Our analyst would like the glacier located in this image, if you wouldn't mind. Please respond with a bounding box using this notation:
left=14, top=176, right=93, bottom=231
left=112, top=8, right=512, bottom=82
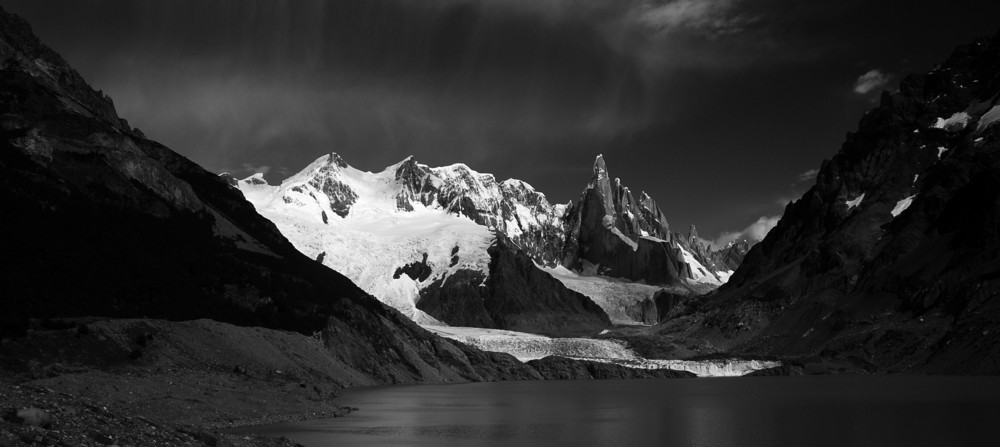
left=426, top=325, right=780, bottom=377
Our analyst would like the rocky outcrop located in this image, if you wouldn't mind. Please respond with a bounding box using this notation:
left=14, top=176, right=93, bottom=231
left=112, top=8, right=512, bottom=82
left=561, top=155, right=690, bottom=284
left=656, top=30, right=1000, bottom=374
left=307, top=155, right=357, bottom=217
left=713, top=238, right=752, bottom=271
left=0, top=5, right=542, bottom=384
left=637, top=290, right=688, bottom=324
left=417, top=237, right=612, bottom=337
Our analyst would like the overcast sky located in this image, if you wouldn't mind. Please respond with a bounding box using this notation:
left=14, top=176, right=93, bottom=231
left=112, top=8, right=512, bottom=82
left=7, top=0, right=1000, bottom=242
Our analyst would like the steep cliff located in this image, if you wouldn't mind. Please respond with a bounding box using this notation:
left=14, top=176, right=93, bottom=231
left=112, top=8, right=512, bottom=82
left=656, top=30, right=1000, bottom=373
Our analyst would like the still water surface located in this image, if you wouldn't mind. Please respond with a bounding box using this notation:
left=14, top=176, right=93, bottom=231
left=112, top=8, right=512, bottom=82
left=240, top=376, right=1000, bottom=447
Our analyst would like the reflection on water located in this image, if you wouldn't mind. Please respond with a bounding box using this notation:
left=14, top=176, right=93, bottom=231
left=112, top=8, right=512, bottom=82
left=238, top=376, right=1000, bottom=447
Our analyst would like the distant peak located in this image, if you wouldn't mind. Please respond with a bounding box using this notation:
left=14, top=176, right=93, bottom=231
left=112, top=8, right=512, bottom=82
left=241, top=172, right=269, bottom=186
left=218, top=172, right=239, bottom=188
left=501, top=178, right=537, bottom=191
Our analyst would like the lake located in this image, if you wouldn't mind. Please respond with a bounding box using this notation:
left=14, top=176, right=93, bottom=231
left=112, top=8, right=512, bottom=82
left=238, top=376, right=1000, bottom=447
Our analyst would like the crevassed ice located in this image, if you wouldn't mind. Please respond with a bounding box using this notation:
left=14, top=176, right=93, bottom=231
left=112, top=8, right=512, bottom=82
left=425, top=324, right=781, bottom=377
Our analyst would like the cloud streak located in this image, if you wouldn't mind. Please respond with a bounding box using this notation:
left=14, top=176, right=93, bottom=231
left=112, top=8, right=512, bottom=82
left=709, top=215, right=781, bottom=249
left=797, top=168, right=819, bottom=182
left=637, top=0, right=742, bottom=33
left=853, top=69, right=891, bottom=94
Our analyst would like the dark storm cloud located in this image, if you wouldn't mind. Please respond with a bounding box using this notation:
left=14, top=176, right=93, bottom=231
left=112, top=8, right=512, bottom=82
left=6, top=0, right=1000, bottom=238
left=12, top=0, right=663, bottom=168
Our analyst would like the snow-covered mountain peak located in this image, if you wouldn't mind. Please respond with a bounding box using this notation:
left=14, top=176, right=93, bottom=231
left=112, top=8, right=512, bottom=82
left=500, top=178, right=536, bottom=191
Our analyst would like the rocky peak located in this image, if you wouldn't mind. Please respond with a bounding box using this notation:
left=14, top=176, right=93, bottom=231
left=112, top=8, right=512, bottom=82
left=0, top=6, right=131, bottom=133
left=326, top=152, right=349, bottom=169
left=593, top=154, right=609, bottom=178
left=218, top=172, right=239, bottom=188
left=293, top=154, right=357, bottom=217
left=563, top=156, right=686, bottom=284
left=688, top=225, right=699, bottom=244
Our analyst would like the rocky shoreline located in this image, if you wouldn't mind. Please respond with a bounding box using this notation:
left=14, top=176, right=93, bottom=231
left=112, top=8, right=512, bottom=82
left=0, top=317, right=707, bottom=447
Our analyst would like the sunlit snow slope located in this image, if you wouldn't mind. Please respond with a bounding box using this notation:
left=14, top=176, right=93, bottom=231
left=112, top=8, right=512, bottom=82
left=238, top=155, right=501, bottom=322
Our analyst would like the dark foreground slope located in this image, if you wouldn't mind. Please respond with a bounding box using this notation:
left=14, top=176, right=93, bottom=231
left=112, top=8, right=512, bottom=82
left=0, top=5, right=539, bottom=385
left=655, top=31, right=1000, bottom=373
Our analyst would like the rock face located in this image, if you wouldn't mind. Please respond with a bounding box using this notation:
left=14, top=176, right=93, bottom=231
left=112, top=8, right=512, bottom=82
left=418, top=237, right=612, bottom=337
left=658, top=30, right=1000, bottom=374
left=0, top=6, right=539, bottom=384
left=561, top=155, right=729, bottom=286
left=712, top=238, right=752, bottom=272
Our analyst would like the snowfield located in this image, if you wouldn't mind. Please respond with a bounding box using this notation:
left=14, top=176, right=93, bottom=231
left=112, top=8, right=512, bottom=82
left=932, top=111, right=971, bottom=131
left=426, top=325, right=780, bottom=377
left=677, top=245, right=724, bottom=286
left=239, top=156, right=494, bottom=323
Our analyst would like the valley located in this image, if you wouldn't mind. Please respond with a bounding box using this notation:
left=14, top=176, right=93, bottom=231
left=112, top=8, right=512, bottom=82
left=2, top=2, right=1000, bottom=447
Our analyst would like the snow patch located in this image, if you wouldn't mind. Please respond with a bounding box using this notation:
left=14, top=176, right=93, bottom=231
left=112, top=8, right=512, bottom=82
left=937, top=146, right=949, bottom=159
left=845, top=193, right=865, bottom=210
left=610, top=226, right=638, bottom=251
left=891, top=195, right=916, bottom=218
left=238, top=157, right=496, bottom=320
left=976, top=105, right=1000, bottom=133
left=677, top=245, right=722, bottom=286
left=932, top=112, right=971, bottom=131
left=716, top=270, right=735, bottom=284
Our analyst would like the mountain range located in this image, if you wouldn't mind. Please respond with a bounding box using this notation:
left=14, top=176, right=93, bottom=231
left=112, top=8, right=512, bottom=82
left=232, top=149, right=752, bottom=334
left=2, top=0, right=998, bottom=399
